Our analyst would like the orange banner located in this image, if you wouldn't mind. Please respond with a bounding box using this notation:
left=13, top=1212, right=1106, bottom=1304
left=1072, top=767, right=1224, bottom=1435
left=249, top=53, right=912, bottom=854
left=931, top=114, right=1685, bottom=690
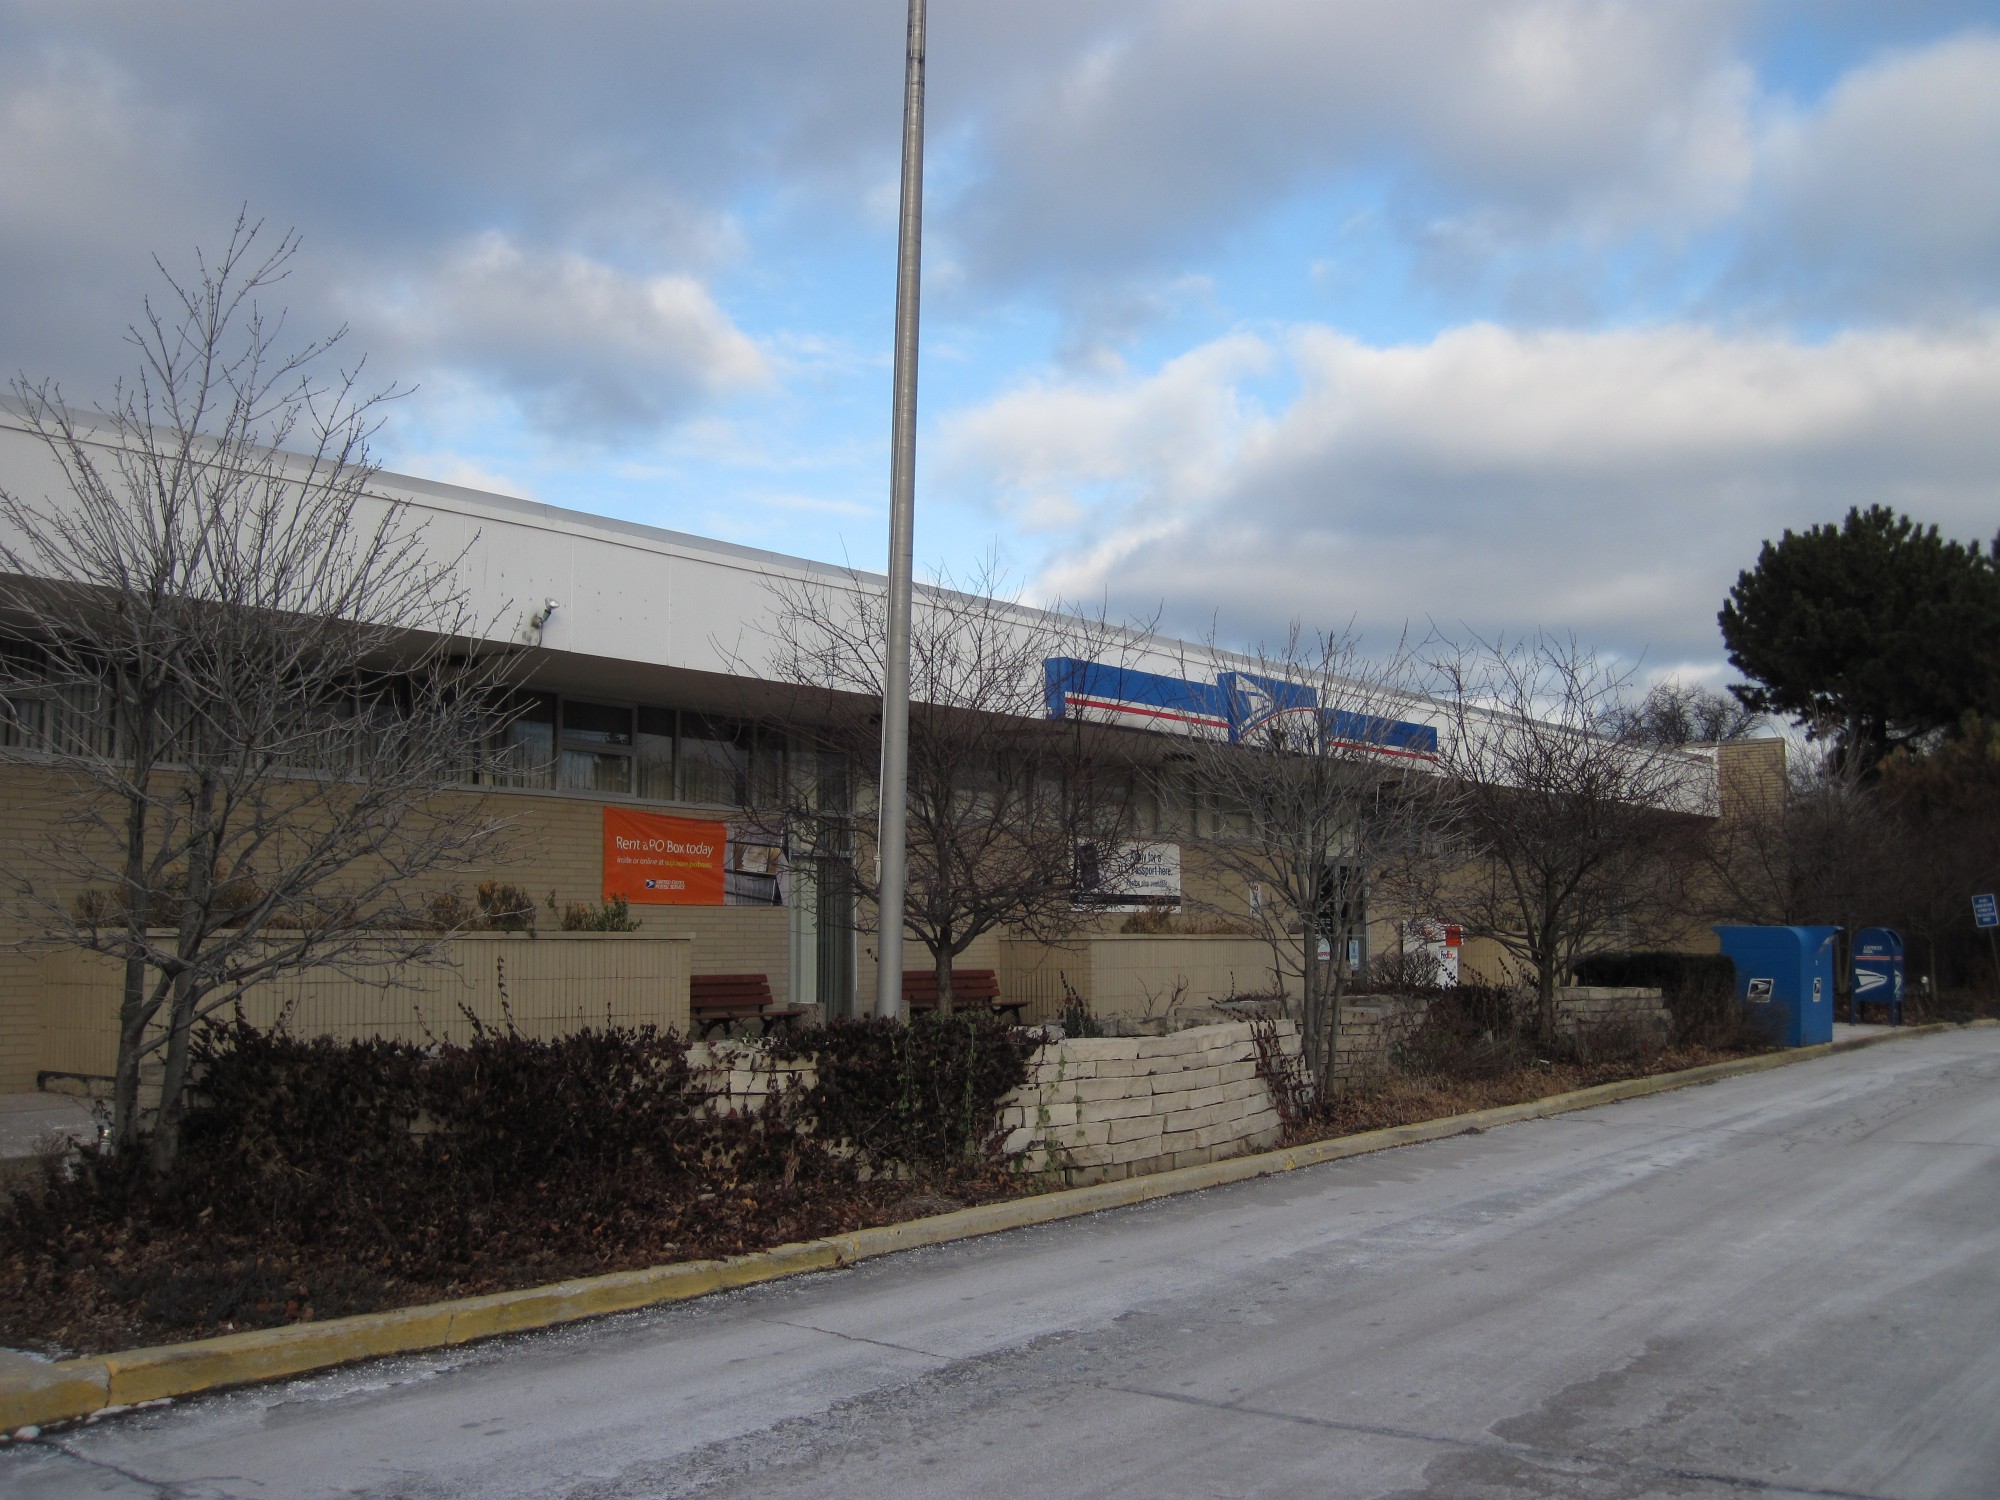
left=603, top=808, right=727, bottom=905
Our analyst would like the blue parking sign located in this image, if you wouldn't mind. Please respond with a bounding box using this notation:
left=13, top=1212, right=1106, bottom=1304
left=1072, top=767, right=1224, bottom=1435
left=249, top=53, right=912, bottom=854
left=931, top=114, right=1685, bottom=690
left=1975, top=893, right=1999, bottom=929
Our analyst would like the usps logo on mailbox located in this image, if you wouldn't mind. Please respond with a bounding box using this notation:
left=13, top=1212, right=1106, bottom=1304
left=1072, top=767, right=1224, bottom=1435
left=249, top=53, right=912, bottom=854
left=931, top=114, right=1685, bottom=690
left=1747, top=978, right=1774, bottom=1003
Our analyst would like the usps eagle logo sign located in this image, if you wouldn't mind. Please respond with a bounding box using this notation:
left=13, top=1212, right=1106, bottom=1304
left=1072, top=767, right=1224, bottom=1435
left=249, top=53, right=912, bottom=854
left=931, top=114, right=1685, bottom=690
left=1230, top=674, right=1278, bottom=732
left=1219, top=671, right=1319, bottom=741
left=1044, top=658, right=1439, bottom=760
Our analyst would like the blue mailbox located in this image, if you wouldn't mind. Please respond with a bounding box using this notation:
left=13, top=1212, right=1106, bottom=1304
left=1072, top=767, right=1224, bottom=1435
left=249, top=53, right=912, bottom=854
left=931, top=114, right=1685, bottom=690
left=1850, top=927, right=1905, bottom=1026
left=1714, top=925, right=1840, bottom=1048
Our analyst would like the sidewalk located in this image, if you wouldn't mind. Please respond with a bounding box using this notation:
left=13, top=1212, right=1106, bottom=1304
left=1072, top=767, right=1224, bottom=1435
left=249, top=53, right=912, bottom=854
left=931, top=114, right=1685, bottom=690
left=0, top=1092, right=100, bottom=1163
left=1831, top=1020, right=1898, bottom=1043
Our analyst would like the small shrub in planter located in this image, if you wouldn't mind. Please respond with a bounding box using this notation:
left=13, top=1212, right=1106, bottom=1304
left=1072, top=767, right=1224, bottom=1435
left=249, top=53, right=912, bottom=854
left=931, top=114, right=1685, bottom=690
left=1391, top=984, right=1534, bottom=1080
left=554, top=893, right=641, bottom=931
left=771, top=1013, right=1033, bottom=1176
left=475, top=881, right=538, bottom=930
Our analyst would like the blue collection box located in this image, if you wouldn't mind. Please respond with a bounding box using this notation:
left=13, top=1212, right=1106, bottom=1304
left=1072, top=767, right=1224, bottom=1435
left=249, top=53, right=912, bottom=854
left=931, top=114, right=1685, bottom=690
left=1850, top=927, right=1905, bottom=1025
left=1715, top=925, right=1840, bottom=1048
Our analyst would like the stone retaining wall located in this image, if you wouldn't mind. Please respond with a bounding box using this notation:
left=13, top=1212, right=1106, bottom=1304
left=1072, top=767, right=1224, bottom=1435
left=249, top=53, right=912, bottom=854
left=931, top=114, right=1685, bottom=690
left=682, top=993, right=1662, bottom=1184
left=684, top=1039, right=814, bottom=1117
left=1557, top=985, right=1671, bottom=1038
left=1331, top=998, right=1428, bottom=1086
left=998, top=1019, right=1296, bottom=1185
left=1330, top=986, right=1672, bottom=1082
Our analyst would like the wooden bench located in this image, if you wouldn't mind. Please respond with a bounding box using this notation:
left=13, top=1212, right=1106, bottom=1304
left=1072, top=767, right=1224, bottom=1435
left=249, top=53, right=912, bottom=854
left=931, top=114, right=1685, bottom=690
left=902, top=968, right=1028, bottom=1024
left=690, top=973, right=806, bottom=1038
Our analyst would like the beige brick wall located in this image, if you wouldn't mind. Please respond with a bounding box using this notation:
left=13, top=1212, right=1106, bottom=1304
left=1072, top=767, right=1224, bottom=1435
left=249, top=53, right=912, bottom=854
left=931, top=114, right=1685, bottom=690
left=686, top=1021, right=1293, bottom=1186
left=1330, top=997, right=1429, bottom=1086
left=1555, top=985, right=1671, bottom=1036
left=0, top=765, right=806, bottom=1088
left=1719, top=738, right=1787, bottom=822
left=684, top=1038, right=815, bottom=1118
left=1000, top=933, right=1284, bottom=1023
left=0, top=758, right=1056, bottom=1083
left=39, top=933, right=693, bottom=1079
left=0, top=765, right=92, bottom=1089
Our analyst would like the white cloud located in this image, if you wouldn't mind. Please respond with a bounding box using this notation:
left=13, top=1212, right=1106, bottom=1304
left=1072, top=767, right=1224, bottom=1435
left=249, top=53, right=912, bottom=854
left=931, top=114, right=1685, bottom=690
left=954, top=0, right=1753, bottom=286
left=1736, top=30, right=2000, bottom=316
left=940, top=333, right=1272, bottom=539
left=941, top=318, right=2000, bottom=666
left=367, top=234, right=770, bottom=441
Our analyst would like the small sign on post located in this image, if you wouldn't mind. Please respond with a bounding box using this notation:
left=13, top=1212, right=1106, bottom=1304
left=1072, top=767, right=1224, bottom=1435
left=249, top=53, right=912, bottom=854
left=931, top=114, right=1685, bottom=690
left=1977, top=894, right=2000, bottom=989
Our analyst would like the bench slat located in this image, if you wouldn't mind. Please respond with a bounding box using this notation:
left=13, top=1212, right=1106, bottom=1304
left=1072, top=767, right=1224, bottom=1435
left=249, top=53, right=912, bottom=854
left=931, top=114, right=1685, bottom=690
left=690, top=973, right=801, bottom=1038
left=899, top=969, right=1023, bottom=1022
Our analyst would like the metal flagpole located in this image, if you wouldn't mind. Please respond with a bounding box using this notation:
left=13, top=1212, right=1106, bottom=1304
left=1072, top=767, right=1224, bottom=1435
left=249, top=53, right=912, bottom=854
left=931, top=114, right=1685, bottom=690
left=875, top=0, right=927, bottom=1019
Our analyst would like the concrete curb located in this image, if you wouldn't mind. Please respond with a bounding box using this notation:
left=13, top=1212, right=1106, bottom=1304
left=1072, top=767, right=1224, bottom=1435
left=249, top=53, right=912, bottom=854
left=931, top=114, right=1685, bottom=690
left=6, top=1017, right=1991, bottom=1432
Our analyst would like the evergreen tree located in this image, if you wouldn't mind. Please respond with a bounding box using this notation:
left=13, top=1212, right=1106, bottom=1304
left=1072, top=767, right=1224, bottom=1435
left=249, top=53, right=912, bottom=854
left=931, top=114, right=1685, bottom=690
left=1719, top=506, right=2000, bottom=770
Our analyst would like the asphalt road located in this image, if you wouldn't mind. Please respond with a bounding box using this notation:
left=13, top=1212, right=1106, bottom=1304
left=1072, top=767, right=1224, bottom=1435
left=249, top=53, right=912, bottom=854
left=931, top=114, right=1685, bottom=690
left=9, top=1028, right=2000, bottom=1499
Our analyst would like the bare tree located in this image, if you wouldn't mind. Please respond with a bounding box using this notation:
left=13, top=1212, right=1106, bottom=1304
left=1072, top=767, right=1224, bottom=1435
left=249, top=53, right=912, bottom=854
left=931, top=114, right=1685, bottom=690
left=754, top=562, right=1145, bottom=1013
left=1426, top=635, right=1710, bottom=1046
left=1876, top=722, right=2000, bottom=1000
left=1608, top=680, right=1763, bottom=747
left=1702, top=744, right=1885, bottom=932
left=1181, top=625, right=1444, bottom=1098
left=0, top=218, right=511, bottom=1170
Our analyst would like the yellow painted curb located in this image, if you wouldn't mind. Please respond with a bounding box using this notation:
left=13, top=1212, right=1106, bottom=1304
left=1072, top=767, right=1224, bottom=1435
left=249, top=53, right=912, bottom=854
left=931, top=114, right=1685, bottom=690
left=0, top=1358, right=107, bottom=1433
left=6, top=1016, right=1990, bottom=1432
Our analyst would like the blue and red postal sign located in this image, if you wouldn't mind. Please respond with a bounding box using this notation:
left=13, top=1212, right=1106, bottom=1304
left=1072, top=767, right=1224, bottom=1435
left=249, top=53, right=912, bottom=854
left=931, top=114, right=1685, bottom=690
left=1044, top=658, right=1438, bottom=760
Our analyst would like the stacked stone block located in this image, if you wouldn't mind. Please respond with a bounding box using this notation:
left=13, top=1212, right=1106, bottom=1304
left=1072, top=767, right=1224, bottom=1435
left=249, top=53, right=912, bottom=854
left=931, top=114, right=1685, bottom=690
left=1327, top=986, right=1672, bottom=1082
left=1553, top=986, right=1671, bottom=1040
left=684, top=1039, right=815, bottom=1118
left=1328, top=997, right=1428, bottom=1087
left=997, top=1019, right=1299, bottom=1185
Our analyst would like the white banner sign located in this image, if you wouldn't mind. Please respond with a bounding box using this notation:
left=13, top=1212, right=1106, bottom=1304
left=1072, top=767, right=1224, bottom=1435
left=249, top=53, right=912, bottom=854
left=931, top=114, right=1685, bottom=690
left=1404, top=918, right=1463, bottom=987
left=1076, top=842, right=1182, bottom=912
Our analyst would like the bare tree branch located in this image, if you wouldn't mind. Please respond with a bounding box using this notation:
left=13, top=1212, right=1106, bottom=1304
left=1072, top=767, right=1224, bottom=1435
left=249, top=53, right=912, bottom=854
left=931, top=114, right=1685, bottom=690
left=1177, top=623, right=1447, bottom=1099
left=0, top=215, right=515, bottom=1171
left=743, top=558, right=1148, bottom=1012
left=1423, top=634, right=1710, bottom=1045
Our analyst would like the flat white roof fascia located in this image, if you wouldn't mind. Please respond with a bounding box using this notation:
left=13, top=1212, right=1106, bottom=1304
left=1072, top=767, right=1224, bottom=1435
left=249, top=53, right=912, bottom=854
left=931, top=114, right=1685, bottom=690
left=0, top=409, right=1338, bottom=699
left=0, top=406, right=1718, bottom=806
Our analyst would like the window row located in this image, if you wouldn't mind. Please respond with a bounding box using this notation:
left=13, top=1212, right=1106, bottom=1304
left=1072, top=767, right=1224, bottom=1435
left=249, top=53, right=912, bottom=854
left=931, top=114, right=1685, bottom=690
left=482, top=693, right=787, bottom=808
left=0, top=657, right=794, bottom=813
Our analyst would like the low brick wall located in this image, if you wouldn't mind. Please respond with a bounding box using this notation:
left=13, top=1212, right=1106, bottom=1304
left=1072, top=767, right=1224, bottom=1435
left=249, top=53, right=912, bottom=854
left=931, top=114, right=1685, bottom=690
left=998, top=1019, right=1296, bottom=1185
left=38, top=933, right=694, bottom=1083
left=628, top=990, right=1667, bottom=1169
left=1000, top=936, right=1282, bottom=1023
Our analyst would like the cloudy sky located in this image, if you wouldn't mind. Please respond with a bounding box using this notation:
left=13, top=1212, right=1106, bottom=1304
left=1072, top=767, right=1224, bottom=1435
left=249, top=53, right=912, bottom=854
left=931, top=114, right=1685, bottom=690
left=3, top=1, right=1998, bottom=684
